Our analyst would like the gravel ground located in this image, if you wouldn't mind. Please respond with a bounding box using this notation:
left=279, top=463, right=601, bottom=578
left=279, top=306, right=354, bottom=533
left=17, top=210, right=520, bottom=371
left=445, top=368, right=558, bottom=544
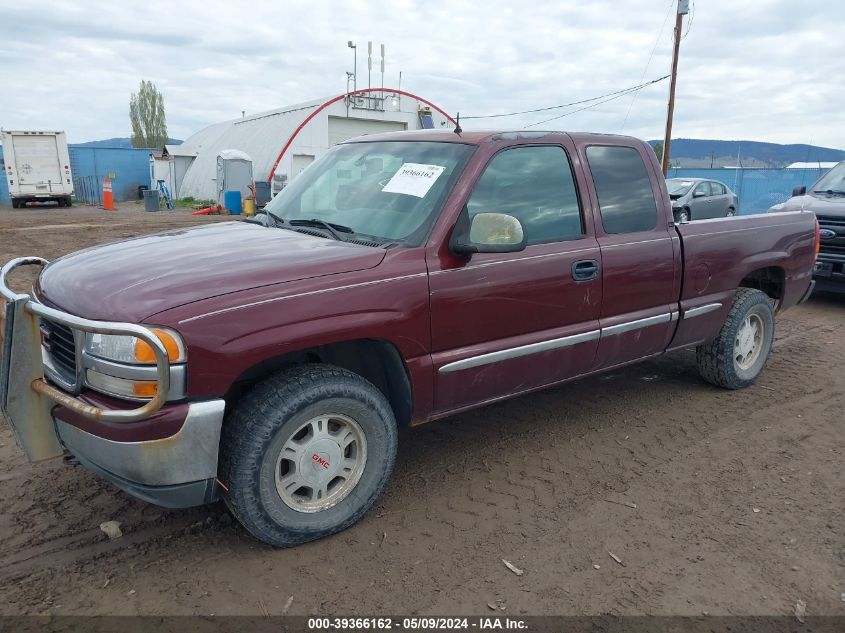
left=0, top=205, right=842, bottom=617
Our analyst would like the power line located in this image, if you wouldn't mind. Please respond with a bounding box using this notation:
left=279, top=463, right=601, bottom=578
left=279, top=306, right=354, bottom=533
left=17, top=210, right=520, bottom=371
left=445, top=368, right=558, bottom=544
left=621, top=0, right=676, bottom=131
left=525, top=76, right=670, bottom=127
left=460, top=75, right=670, bottom=120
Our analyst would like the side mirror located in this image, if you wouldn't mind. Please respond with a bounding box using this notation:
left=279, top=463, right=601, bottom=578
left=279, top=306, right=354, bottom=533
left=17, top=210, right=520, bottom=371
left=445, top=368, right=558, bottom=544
left=693, top=190, right=706, bottom=198
left=451, top=212, right=527, bottom=255
left=792, top=186, right=807, bottom=197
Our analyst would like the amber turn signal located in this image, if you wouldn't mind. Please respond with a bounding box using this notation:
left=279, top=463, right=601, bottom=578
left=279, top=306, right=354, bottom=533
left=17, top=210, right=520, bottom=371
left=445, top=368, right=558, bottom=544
left=132, top=382, right=159, bottom=398
left=134, top=328, right=185, bottom=363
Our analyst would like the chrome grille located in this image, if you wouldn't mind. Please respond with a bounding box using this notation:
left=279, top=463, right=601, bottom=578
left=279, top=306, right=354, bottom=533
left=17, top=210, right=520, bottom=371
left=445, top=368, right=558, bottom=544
left=41, top=319, right=78, bottom=384
left=817, top=215, right=845, bottom=257
left=816, top=215, right=845, bottom=228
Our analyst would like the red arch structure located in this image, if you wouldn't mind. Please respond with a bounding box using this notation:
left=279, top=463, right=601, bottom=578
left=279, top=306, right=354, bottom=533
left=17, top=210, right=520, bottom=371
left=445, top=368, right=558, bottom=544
left=266, top=87, right=456, bottom=183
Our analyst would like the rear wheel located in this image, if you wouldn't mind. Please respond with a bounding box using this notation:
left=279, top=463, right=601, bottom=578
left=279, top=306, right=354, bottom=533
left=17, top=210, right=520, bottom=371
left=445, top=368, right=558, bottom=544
left=696, top=288, right=775, bottom=389
left=11, top=199, right=19, bottom=209
left=220, top=364, right=398, bottom=547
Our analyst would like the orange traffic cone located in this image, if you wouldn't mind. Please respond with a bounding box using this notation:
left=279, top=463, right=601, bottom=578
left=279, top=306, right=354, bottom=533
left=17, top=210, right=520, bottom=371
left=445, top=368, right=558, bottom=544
left=102, top=178, right=115, bottom=211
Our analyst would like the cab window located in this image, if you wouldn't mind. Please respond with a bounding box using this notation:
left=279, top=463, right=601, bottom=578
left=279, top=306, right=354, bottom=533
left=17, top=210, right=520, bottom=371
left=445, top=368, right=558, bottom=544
left=466, top=146, right=583, bottom=245
left=586, top=146, right=658, bottom=234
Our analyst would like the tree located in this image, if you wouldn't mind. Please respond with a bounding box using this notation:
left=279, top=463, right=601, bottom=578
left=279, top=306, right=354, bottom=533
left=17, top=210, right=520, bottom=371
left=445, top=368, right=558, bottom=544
left=130, top=80, right=168, bottom=148
left=652, top=141, right=664, bottom=164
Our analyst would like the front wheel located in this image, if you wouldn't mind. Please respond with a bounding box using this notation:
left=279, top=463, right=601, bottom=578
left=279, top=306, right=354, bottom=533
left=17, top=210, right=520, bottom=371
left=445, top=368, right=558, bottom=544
left=220, top=364, right=398, bottom=547
left=726, top=207, right=736, bottom=217
left=696, top=288, right=775, bottom=389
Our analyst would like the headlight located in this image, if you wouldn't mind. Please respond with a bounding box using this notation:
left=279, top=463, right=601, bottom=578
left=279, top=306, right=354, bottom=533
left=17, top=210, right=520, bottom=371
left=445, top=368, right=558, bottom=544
left=85, top=328, right=186, bottom=365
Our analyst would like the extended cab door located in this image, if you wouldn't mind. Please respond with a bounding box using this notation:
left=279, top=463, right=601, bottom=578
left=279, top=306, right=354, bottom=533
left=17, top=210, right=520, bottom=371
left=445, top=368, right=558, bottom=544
left=580, top=142, right=681, bottom=369
left=427, top=141, right=602, bottom=414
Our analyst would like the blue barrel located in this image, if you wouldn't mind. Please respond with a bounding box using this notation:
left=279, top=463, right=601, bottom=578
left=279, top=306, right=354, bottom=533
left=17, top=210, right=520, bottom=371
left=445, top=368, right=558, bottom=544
left=223, top=190, right=242, bottom=215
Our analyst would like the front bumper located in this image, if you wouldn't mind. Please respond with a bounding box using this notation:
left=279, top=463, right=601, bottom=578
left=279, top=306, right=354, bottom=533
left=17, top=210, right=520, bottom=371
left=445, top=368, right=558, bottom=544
left=56, top=399, right=225, bottom=508
left=812, top=252, right=845, bottom=292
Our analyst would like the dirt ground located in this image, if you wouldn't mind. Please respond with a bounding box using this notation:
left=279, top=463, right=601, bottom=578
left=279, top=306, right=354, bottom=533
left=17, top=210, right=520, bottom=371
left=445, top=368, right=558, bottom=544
left=0, top=204, right=842, bottom=617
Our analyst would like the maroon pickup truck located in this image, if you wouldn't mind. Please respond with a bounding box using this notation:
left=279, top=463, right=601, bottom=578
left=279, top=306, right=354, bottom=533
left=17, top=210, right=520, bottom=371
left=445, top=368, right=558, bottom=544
left=1, top=130, right=818, bottom=547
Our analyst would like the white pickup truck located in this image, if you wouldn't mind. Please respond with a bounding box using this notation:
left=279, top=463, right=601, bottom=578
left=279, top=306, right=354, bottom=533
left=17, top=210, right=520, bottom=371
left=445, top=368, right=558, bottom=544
left=2, top=130, right=74, bottom=208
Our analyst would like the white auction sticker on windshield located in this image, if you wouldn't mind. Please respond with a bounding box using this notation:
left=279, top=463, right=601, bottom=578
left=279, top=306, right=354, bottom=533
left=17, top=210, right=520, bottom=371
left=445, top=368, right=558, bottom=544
left=381, top=163, right=446, bottom=198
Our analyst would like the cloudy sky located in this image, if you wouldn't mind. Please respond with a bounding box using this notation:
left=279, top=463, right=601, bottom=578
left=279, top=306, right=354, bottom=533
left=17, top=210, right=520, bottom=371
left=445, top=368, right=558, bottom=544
left=1, top=0, right=842, bottom=148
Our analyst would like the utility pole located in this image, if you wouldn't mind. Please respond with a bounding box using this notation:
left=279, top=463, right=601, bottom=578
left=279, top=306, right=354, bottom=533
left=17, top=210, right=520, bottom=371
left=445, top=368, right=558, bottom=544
left=662, top=0, right=689, bottom=176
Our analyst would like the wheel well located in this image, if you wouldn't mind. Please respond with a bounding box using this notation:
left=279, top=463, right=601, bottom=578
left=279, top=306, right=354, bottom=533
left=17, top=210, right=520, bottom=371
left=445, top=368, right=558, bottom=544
left=739, top=267, right=785, bottom=303
left=226, top=339, right=413, bottom=427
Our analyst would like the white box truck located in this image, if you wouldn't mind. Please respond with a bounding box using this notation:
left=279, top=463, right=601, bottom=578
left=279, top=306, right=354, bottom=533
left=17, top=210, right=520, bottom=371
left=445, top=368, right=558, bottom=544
left=2, top=130, right=74, bottom=208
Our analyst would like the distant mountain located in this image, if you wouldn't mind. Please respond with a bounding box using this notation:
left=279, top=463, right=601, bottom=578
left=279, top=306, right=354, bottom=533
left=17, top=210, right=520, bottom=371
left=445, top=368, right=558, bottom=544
left=72, top=137, right=183, bottom=149
left=648, top=138, right=845, bottom=168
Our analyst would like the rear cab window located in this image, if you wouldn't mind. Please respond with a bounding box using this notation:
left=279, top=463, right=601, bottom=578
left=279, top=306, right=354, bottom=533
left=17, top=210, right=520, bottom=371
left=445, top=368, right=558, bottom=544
left=585, top=145, right=658, bottom=234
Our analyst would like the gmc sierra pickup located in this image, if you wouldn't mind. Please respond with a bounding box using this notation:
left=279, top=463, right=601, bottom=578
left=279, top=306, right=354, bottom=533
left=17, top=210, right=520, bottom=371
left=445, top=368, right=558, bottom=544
left=1, top=130, right=818, bottom=547
left=770, top=160, right=845, bottom=293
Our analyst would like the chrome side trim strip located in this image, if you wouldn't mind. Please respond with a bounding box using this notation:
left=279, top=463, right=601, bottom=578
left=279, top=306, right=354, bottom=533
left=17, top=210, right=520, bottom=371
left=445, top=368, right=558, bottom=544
left=438, top=330, right=600, bottom=374
left=602, top=313, right=672, bottom=337
left=683, top=303, right=723, bottom=319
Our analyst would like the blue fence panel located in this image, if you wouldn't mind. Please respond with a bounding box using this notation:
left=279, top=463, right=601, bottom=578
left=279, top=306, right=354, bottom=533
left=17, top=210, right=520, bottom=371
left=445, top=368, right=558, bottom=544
left=68, top=146, right=154, bottom=202
left=667, top=167, right=831, bottom=215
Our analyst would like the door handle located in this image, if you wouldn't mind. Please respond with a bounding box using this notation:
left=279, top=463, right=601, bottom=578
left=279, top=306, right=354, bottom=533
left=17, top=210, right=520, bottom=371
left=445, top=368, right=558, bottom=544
left=572, top=259, right=600, bottom=281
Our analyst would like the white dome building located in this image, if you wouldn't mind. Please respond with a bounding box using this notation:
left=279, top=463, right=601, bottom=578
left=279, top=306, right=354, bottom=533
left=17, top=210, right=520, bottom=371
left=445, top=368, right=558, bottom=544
left=171, top=88, right=454, bottom=201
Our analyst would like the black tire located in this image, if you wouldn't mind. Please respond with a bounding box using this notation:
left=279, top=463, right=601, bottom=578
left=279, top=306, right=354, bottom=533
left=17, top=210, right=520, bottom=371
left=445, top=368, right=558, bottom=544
left=220, top=364, right=398, bottom=547
left=11, top=199, right=19, bottom=209
left=675, top=207, right=691, bottom=223
left=696, top=288, right=775, bottom=389
left=726, top=207, right=735, bottom=217
left=65, top=197, right=73, bottom=208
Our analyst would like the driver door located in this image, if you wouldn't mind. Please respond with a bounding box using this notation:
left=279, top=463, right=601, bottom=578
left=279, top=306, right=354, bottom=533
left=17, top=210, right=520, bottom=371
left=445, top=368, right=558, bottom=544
left=427, top=143, right=602, bottom=414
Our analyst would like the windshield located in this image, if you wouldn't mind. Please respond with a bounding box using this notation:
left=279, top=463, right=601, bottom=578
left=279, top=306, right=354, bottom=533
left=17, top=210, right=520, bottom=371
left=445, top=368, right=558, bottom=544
left=666, top=179, right=694, bottom=196
left=265, top=141, right=475, bottom=245
left=812, top=162, right=845, bottom=194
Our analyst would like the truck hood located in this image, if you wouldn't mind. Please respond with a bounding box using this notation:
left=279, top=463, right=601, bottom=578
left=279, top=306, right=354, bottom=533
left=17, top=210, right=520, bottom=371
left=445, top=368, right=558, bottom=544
left=35, top=222, right=386, bottom=321
left=771, top=193, right=845, bottom=216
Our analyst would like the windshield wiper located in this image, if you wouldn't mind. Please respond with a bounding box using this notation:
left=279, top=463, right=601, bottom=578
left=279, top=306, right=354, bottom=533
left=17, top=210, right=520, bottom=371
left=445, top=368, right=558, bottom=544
left=814, top=189, right=845, bottom=196
left=242, top=209, right=286, bottom=227
left=289, top=218, right=353, bottom=241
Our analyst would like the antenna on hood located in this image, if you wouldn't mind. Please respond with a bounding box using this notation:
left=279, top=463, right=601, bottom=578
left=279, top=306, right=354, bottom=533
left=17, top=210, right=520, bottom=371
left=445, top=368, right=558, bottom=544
left=454, top=112, right=462, bottom=135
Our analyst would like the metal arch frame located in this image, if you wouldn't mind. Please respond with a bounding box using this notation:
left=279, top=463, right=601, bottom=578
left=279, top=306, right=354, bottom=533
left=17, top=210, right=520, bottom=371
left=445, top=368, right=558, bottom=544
left=266, top=87, right=457, bottom=184
left=0, top=257, right=171, bottom=423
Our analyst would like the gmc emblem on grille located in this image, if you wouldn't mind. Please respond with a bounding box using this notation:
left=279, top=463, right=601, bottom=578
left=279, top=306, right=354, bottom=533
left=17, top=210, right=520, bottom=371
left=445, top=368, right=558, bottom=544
left=39, top=326, right=51, bottom=351
left=819, top=229, right=837, bottom=240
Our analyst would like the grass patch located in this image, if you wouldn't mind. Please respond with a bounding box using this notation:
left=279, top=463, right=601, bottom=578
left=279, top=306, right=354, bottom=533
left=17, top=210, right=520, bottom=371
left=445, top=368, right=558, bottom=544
left=174, top=196, right=216, bottom=209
